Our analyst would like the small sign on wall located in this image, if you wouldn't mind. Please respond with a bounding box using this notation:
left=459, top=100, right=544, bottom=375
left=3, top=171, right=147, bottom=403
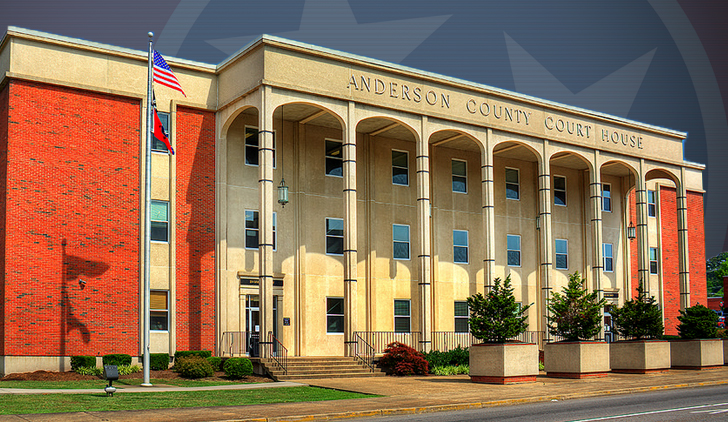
left=283, top=318, right=290, bottom=326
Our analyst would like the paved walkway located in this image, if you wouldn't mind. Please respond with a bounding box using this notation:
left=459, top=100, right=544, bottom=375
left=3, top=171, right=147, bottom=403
left=1, top=368, right=727, bottom=422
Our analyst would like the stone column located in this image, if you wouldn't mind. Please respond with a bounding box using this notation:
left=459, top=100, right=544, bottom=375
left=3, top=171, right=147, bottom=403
left=417, top=116, right=432, bottom=352
left=258, top=86, right=275, bottom=357
left=636, top=160, right=650, bottom=295
left=482, top=129, right=495, bottom=292
left=538, top=142, right=553, bottom=341
left=590, top=153, right=604, bottom=339
left=677, top=168, right=691, bottom=309
left=343, top=102, right=358, bottom=355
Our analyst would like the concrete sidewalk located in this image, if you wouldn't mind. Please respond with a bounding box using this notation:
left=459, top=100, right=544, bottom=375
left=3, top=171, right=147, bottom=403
left=1, top=367, right=727, bottom=422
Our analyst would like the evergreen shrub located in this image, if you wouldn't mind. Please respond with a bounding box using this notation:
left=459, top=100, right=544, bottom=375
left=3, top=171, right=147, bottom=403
left=150, top=353, right=170, bottom=370
left=102, top=354, right=132, bottom=366
left=612, top=283, right=664, bottom=340
left=423, top=346, right=469, bottom=369
left=380, top=342, right=428, bottom=376
left=223, top=357, right=253, bottom=378
left=207, top=356, right=223, bottom=371
left=547, top=272, right=606, bottom=341
left=677, top=304, right=718, bottom=339
left=70, top=355, right=96, bottom=371
left=174, top=350, right=212, bottom=360
left=175, top=355, right=214, bottom=379
left=467, top=275, right=530, bottom=342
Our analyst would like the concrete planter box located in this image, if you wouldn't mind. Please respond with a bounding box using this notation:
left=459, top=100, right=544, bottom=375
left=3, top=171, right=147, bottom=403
left=670, top=339, right=724, bottom=369
left=610, top=340, right=670, bottom=373
left=469, top=342, right=539, bottom=384
left=544, top=341, right=610, bottom=379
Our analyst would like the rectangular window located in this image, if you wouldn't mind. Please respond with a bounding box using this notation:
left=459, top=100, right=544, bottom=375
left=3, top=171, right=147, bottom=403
left=505, top=168, right=519, bottom=200
left=602, top=183, right=612, bottom=212
left=554, top=175, right=567, bottom=206
left=150, top=290, right=169, bottom=331
left=245, top=127, right=276, bottom=167
left=392, top=150, right=409, bottom=185
left=152, top=111, right=170, bottom=153
left=393, top=224, right=410, bottom=260
left=555, top=239, right=568, bottom=270
left=245, top=211, right=277, bottom=250
left=454, top=301, right=469, bottom=333
left=151, top=200, right=169, bottom=242
left=326, top=297, right=344, bottom=333
left=326, top=217, right=344, bottom=255
left=394, top=299, right=411, bottom=333
left=452, top=159, right=467, bottom=193
left=648, top=190, right=657, bottom=217
left=603, top=243, right=614, bottom=272
left=507, top=234, right=521, bottom=267
left=325, top=139, right=343, bottom=177
left=650, top=247, right=659, bottom=275
left=453, top=230, right=469, bottom=264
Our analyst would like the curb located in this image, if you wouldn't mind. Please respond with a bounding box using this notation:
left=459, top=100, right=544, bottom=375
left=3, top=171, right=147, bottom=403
left=215, top=379, right=728, bottom=422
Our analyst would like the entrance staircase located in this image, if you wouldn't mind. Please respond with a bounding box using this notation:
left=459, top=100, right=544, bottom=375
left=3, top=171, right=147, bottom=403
left=260, top=356, right=385, bottom=381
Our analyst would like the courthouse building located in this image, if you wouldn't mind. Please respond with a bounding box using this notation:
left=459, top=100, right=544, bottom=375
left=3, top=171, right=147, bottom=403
left=0, top=27, right=706, bottom=374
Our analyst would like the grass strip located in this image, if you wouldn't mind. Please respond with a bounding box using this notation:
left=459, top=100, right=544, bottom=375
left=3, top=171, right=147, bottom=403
left=0, top=386, right=374, bottom=415
left=0, top=378, right=265, bottom=389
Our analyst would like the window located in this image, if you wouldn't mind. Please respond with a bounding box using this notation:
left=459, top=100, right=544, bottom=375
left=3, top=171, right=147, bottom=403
left=454, top=301, right=469, bottom=333
left=648, top=190, right=656, bottom=217
left=325, top=139, right=342, bottom=177
left=505, top=168, right=519, bottom=200
left=452, top=159, right=467, bottom=193
left=245, top=127, right=276, bottom=167
left=650, top=247, right=659, bottom=275
left=603, top=243, right=614, bottom=272
left=394, top=299, right=411, bottom=333
left=150, top=290, right=169, bottom=331
left=393, top=224, right=410, bottom=260
left=326, top=217, right=344, bottom=255
left=326, top=298, right=344, bottom=333
left=245, top=211, right=277, bottom=250
left=453, top=230, right=469, bottom=264
left=602, top=183, right=612, bottom=212
left=554, top=176, right=567, bottom=206
left=152, top=111, right=170, bottom=152
left=555, top=239, right=568, bottom=270
left=507, top=234, right=521, bottom=267
left=392, top=150, right=409, bottom=185
left=151, top=200, right=169, bottom=242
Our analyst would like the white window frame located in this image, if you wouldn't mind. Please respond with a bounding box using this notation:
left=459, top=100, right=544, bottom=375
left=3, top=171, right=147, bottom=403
left=507, top=234, right=521, bottom=267
left=602, top=183, right=612, bottom=212
left=325, top=138, right=343, bottom=177
left=394, top=299, right=411, bottom=333
left=452, top=159, right=467, bottom=193
left=150, top=200, right=169, bottom=243
left=392, top=149, right=409, bottom=186
left=150, top=290, right=169, bottom=332
left=603, top=243, right=614, bottom=273
left=649, top=247, right=659, bottom=275
left=326, top=297, right=345, bottom=334
left=392, top=224, right=411, bottom=260
left=554, top=175, right=567, bottom=207
left=244, top=126, right=276, bottom=168
left=453, top=229, right=469, bottom=264
left=325, top=217, right=344, bottom=256
left=244, top=210, right=277, bottom=251
left=555, top=238, right=568, bottom=270
left=454, top=301, right=469, bottom=333
left=151, top=111, right=170, bottom=153
left=648, top=190, right=657, bottom=217
left=505, top=167, right=520, bottom=200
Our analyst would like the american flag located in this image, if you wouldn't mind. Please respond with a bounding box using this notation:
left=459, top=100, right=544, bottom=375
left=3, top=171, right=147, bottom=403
left=153, top=50, right=186, bottom=97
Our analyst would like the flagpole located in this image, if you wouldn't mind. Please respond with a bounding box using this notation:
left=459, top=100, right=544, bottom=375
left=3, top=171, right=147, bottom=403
left=142, top=31, right=154, bottom=387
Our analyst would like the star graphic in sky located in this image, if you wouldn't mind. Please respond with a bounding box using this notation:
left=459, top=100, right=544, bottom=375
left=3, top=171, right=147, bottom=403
left=206, top=0, right=451, bottom=63
left=505, top=32, right=656, bottom=118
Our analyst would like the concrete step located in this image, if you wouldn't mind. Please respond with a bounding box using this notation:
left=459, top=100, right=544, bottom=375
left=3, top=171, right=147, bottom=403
left=275, top=372, right=387, bottom=380
left=267, top=367, right=373, bottom=376
left=259, top=356, right=383, bottom=381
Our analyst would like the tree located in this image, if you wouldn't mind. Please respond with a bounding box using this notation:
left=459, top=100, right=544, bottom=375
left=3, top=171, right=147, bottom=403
left=547, top=272, right=606, bottom=341
left=467, top=275, right=530, bottom=343
left=677, top=304, right=718, bottom=339
left=706, top=252, right=728, bottom=297
left=611, top=282, right=664, bottom=340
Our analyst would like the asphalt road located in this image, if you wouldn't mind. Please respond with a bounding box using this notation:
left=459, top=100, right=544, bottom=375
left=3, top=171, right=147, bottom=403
left=354, top=384, right=728, bottom=422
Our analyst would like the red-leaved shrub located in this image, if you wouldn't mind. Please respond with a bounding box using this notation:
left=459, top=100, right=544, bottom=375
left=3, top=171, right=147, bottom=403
left=380, top=342, right=429, bottom=375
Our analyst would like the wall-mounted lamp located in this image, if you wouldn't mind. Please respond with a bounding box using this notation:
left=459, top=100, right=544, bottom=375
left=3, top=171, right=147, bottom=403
left=536, top=215, right=540, bottom=230
left=79, top=279, right=86, bottom=289
left=627, top=221, right=636, bottom=240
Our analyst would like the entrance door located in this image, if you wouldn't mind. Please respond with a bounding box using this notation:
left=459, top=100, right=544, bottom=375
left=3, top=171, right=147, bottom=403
left=245, top=295, right=278, bottom=356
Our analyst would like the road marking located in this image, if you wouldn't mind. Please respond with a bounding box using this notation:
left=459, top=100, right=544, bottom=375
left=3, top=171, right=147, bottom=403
left=569, top=402, right=728, bottom=421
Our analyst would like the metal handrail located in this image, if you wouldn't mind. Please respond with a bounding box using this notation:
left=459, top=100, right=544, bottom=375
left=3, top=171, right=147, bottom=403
left=348, top=333, right=375, bottom=371
left=353, top=331, right=423, bottom=353
left=220, top=331, right=257, bottom=356
left=266, top=331, right=288, bottom=375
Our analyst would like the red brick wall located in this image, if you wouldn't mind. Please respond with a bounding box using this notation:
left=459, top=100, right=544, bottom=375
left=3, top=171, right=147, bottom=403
left=687, top=191, right=707, bottom=306
left=3, top=80, right=141, bottom=356
left=660, top=187, right=680, bottom=334
left=629, top=190, right=638, bottom=300
left=175, top=107, right=215, bottom=353
left=0, top=84, right=8, bottom=355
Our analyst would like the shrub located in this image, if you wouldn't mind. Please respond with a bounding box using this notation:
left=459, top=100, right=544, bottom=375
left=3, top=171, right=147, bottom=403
left=175, top=355, right=214, bottom=379
left=207, top=356, right=223, bottom=372
left=677, top=304, right=718, bottom=339
left=379, top=342, right=428, bottom=376
left=223, top=357, right=253, bottom=379
left=717, top=329, right=727, bottom=339
left=150, top=353, right=170, bottom=370
left=174, top=350, right=212, bottom=361
left=547, top=272, right=606, bottom=341
left=467, top=275, right=530, bottom=342
left=430, top=365, right=469, bottom=376
left=423, top=346, right=469, bottom=370
left=612, top=283, right=664, bottom=340
left=70, top=355, right=96, bottom=371
left=76, top=366, right=102, bottom=376
left=102, top=354, right=132, bottom=366
left=117, top=365, right=141, bottom=375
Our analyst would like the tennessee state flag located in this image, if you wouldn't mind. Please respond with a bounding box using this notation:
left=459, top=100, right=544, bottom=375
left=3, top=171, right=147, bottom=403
left=153, top=106, right=175, bottom=155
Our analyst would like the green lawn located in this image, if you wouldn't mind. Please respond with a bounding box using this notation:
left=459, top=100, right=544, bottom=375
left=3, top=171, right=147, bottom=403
left=0, top=386, right=374, bottom=415
left=0, top=378, right=265, bottom=389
